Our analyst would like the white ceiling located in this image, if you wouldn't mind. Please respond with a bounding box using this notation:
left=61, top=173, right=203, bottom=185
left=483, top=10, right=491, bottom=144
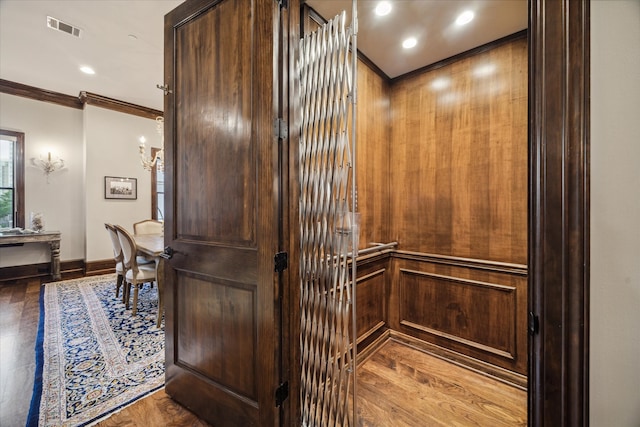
left=0, top=0, right=183, bottom=111
left=306, top=0, right=528, bottom=79
left=0, top=1, right=527, bottom=112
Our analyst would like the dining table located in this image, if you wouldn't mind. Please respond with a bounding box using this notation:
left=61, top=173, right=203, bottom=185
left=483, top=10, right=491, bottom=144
left=133, top=233, right=164, bottom=327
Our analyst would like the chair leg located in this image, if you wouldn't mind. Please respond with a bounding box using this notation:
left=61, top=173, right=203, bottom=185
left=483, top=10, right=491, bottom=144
left=124, top=282, right=131, bottom=309
left=132, top=282, right=139, bottom=316
left=116, top=274, right=123, bottom=298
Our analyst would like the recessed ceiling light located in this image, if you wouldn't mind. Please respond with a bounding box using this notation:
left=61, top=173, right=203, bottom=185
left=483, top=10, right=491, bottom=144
left=402, top=37, right=417, bottom=49
left=375, top=1, right=392, bottom=16
left=80, top=66, right=95, bottom=75
left=456, top=10, right=475, bottom=26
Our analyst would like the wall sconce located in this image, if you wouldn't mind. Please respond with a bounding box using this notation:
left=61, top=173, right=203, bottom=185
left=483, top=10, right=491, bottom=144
left=31, top=151, right=65, bottom=183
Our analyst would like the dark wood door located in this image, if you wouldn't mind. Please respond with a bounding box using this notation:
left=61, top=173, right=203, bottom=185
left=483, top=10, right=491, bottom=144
left=163, top=0, right=285, bottom=425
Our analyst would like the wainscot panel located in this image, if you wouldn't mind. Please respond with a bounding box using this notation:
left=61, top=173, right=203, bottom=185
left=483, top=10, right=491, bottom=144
left=389, top=253, right=527, bottom=375
left=399, top=269, right=517, bottom=359
left=353, top=252, right=391, bottom=350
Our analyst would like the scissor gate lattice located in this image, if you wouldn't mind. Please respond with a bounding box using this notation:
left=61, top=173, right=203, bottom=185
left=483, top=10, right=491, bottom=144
left=298, top=10, right=356, bottom=427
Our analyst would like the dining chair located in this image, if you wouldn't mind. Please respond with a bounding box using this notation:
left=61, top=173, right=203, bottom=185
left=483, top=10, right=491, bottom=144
left=114, top=224, right=157, bottom=317
left=133, top=219, right=163, bottom=235
left=104, top=223, right=125, bottom=300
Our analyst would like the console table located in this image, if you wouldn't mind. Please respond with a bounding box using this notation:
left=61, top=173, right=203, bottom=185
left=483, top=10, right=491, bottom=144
left=0, top=231, right=61, bottom=280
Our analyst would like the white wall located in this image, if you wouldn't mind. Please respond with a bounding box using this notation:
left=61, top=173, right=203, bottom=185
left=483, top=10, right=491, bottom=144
left=84, top=105, right=157, bottom=261
left=0, top=93, right=84, bottom=266
left=590, top=1, right=640, bottom=426
left=0, top=94, right=159, bottom=267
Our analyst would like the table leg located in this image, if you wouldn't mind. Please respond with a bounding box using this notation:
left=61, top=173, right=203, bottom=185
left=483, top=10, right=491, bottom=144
left=50, top=240, right=61, bottom=281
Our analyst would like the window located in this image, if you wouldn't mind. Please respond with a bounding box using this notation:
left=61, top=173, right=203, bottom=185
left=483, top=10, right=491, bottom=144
left=0, top=129, right=25, bottom=228
left=151, top=147, right=164, bottom=221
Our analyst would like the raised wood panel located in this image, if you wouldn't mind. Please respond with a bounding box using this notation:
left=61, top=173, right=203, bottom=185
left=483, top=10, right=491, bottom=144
left=355, top=60, right=392, bottom=249
left=354, top=268, right=386, bottom=338
left=399, top=269, right=516, bottom=359
left=174, top=0, right=254, bottom=246
left=176, top=273, right=256, bottom=401
left=389, top=36, right=528, bottom=265
left=390, top=256, right=527, bottom=375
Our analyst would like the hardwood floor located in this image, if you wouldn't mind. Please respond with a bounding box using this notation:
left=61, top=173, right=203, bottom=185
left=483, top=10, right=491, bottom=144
left=356, top=340, right=527, bottom=426
left=1, top=279, right=525, bottom=427
left=0, top=278, right=40, bottom=427
left=0, top=279, right=208, bottom=427
left=95, top=389, right=211, bottom=427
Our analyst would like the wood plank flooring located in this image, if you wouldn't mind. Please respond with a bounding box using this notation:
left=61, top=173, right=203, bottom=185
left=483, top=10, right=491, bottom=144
left=356, top=340, right=527, bottom=426
left=0, top=279, right=208, bottom=427
left=0, top=278, right=40, bottom=427
left=94, top=389, right=211, bottom=427
left=1, top=279, right=526, bottom=426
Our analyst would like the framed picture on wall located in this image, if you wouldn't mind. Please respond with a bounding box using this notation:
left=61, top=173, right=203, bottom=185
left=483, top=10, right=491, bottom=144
left=104, top=176, right=137, bottom=200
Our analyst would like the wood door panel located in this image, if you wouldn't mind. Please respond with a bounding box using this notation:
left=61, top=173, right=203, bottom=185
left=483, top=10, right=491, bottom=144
left=175, top=0, right=255, bottom=246
left=164, top=0, right=282, bottom=425
left=170, top=243, right=258, bottom=284
left=165, top=370, right=259, bottom=426
left=176, top=273, right=256, bottom=400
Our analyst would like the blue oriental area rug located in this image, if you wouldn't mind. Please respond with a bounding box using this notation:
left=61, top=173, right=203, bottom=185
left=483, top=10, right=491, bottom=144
left=27, top=274, right=165, bottom=426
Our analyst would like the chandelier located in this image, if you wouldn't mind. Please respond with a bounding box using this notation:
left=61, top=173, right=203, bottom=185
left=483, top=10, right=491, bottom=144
left=139, top=116, right=164, bottom=171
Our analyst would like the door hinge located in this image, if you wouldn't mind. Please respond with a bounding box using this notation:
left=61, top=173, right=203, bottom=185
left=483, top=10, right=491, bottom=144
left=275, top=381, right=289, bottom=407
left=274, top=117, right=288, bottom=139
left=528, top=312, right=539, bottom=335
left=274, top=251, right=288, bottom=273
left=278, top=0, right=288, bottom=9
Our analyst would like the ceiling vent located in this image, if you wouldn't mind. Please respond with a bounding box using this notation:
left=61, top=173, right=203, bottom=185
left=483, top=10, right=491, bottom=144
left=46, top=16, right=82, bottom=38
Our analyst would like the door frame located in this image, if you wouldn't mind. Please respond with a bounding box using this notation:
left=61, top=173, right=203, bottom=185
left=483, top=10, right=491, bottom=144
left=287, top=0, right=590, bottom=425
left=528, top=0, right=589, bottom=425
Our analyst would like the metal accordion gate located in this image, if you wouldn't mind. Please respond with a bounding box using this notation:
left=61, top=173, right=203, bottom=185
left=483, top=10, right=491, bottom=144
left=298, top=5, right=358, bottom=427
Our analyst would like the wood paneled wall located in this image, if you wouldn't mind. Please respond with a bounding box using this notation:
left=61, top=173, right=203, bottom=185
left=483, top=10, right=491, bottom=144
left=355, top=62, right=392, bottom=247
left=302, top=5, right=528, bottom=379
left=351, top=36, right=529, bottom=377
left=389, top=37, right=527, bottom=265
left=384, top=37, right=528, bottom=375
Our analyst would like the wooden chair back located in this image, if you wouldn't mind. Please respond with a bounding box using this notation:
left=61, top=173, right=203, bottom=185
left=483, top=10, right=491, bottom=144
left=133, top=219, right=163, bottom=235
left=114, top=225, right=139, bottom=273
left=104, top=223, right=123, bottom=263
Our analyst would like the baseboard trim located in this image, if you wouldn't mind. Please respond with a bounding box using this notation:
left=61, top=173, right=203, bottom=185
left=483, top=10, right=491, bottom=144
left=357, top=328, right=390, bottom=365
left=85, top=259, right=116, bottom=276
left=0, top=259, right=85, bottom=283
